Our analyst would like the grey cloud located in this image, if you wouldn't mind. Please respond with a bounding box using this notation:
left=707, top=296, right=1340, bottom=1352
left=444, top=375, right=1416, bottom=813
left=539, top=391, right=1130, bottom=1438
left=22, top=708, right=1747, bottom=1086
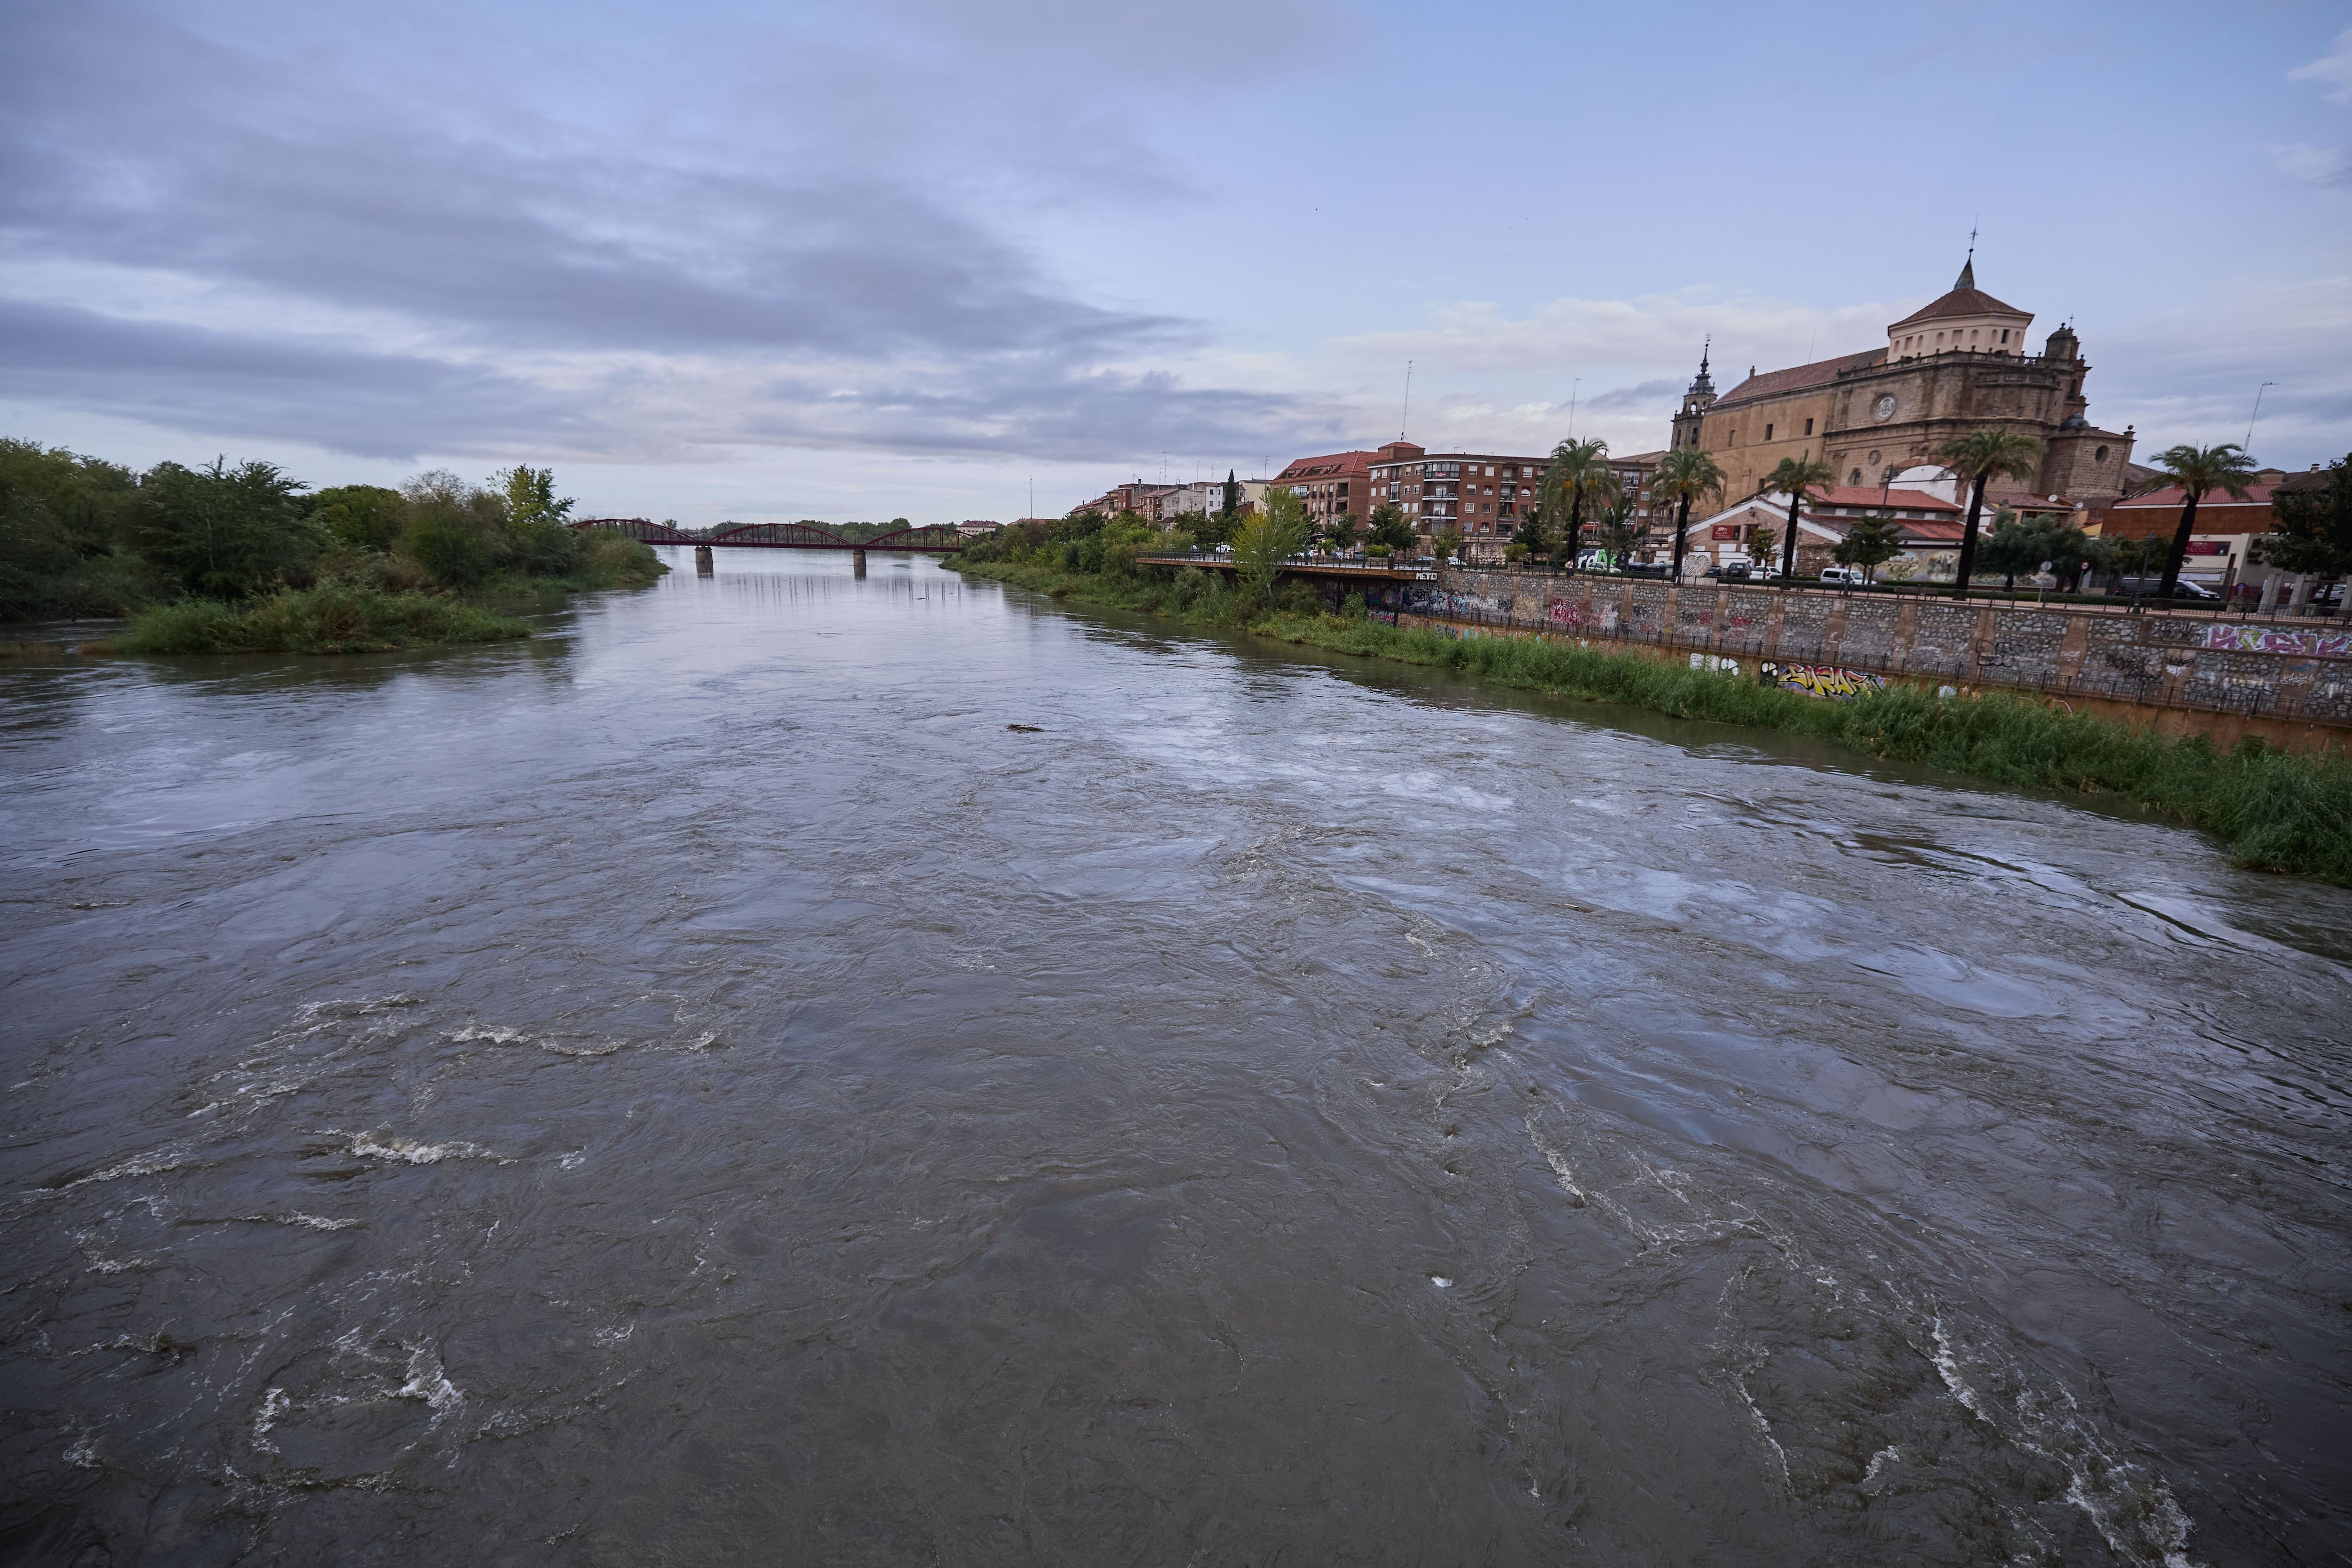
left=0, top=300, right=598, bottom=459
left=0, top=1, right=1303, bottom=463
left=1582, top=378, right=1681, bottom=412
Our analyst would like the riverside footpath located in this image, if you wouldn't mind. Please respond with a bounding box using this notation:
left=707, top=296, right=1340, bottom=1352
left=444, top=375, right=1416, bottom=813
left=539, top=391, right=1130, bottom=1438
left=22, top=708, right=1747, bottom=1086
left=1367, top=569, right=2351, bottom=751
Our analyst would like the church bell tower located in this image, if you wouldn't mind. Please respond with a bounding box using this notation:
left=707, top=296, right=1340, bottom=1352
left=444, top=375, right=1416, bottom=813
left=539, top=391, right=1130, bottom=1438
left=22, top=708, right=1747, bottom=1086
left=1671, top=342, right=1716, bottom=451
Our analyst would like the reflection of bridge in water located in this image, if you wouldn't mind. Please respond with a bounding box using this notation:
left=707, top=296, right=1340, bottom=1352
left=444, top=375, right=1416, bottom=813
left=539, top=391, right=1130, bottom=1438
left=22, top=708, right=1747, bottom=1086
left=570, top=519, right=964, bottom=554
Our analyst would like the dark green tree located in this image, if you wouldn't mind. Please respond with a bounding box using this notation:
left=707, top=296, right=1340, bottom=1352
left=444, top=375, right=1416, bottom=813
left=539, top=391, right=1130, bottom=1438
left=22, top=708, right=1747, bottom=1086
left=2265, top=453, right=2352, bottom=600
left=1934, top=428, right=2047, bottom=592
left=312, top=484, right=406, bottom=553
left=1832, top=515, right=1905, bottom=583
left=1541, top=438, right=1612, bottom=563
left=137, top=458, right=320, bottom=598
left=1367, top=502, right=1415, bottom=554
left=1221, top=469, right=1240, bottom=519
left=2141, top=442, right=2260, bottom=597
left=1325, top=510, right=1361, bottom=554
left=1650, top=447, right=1725, bottom=583
left=1761, top=452, right=1836, bottom=579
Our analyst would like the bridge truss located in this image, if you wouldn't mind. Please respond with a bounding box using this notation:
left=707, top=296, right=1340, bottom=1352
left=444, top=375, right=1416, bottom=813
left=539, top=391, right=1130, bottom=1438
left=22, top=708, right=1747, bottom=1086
left=571, top=519, right=963, bottom=553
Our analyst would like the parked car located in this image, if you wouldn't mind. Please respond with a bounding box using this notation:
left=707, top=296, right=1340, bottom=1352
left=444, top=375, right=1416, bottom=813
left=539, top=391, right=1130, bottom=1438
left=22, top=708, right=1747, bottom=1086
left=2112, top=576, right=2221, bottom=601
left=1818, top=565, right=1866, bottom=586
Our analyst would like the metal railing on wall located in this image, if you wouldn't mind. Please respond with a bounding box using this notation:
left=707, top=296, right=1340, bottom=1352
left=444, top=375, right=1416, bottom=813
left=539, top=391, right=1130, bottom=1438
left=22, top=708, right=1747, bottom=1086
left=1392, top=598, right=2350, bottom=728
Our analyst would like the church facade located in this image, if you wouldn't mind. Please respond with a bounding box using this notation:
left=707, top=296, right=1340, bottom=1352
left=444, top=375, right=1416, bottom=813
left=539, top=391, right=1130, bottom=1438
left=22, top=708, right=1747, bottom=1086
left=1668, top=261, right=2136, bottom=507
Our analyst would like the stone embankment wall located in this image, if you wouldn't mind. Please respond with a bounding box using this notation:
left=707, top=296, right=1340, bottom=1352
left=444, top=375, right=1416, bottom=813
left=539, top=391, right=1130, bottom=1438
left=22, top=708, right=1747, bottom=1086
left=1359, top=570, right=2352, bottom=731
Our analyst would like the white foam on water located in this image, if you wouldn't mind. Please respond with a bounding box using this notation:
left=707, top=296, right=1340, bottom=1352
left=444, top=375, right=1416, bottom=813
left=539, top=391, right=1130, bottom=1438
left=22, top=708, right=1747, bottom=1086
left=1429, top=1275, right=1453, bottom=1289
left=396, top=1346, right=463, bottom=1414
left=1928, top=1316, right=2204, bottom=1566
left=349, top=1134, right=491, bottom=1165
left=252, top=1387, right=290, bottom=1452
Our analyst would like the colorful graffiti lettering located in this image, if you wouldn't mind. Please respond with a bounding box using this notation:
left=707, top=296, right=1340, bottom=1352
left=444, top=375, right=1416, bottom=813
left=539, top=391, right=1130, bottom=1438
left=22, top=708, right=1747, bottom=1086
left=1761, top=663, right=1886, bottom=700
left=1687, top=654, right=1741, bottom=675
left=1547, top=599, right=1585, bottom=627
left=2199, top=625, right=2352, bottom=658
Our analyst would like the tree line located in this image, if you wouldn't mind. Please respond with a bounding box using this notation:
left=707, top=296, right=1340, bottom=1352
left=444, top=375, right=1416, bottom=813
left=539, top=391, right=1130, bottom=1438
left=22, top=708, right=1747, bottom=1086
left=1, top=439, right=659, bottom=621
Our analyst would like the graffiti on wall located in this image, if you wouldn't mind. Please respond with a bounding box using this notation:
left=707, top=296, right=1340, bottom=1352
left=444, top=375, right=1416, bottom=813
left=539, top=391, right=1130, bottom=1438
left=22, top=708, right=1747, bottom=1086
left=1761, top=662, right=1886, bottom=700
left=2200, top=625, right=2352, bottom=658
left=1688, top=654, right=1741, bottom=675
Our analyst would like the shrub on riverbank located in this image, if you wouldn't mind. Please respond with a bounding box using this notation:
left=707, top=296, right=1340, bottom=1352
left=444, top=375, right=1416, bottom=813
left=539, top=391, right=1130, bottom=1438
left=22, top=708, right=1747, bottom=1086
left=952, top=556, right=2352, bottom=886
left=113, top=582, right=529, bottom=655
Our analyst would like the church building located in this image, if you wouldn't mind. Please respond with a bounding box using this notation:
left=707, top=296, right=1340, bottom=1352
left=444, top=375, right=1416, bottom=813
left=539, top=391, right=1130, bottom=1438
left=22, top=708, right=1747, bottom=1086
left=1668, top=259, right=2136, bottom=506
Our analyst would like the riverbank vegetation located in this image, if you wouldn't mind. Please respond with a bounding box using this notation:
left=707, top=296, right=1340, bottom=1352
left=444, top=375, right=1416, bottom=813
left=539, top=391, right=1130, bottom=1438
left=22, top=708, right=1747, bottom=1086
left=2, top=440, right=664, bottom=651
left=950, top=533, right=2352, bottom=886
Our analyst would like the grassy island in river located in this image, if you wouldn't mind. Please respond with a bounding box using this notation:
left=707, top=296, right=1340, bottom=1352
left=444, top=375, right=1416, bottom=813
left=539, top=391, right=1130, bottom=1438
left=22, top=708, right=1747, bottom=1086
left=950, top=515, right=2352, bottom=888
left=2, top=441, right=664, bottom=653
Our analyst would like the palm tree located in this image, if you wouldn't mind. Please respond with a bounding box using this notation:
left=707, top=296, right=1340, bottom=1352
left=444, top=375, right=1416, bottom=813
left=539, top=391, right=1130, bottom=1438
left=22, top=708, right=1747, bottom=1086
left=1933, top=428, right=2046, bottom=593
left=2142, top=442, right=2260, bottom=597
left=1542, top=438, right=1613, bottom=565
left=1651, top=448, right=1726, bottom=583
left=1761, top=452, right=1836, bottom=580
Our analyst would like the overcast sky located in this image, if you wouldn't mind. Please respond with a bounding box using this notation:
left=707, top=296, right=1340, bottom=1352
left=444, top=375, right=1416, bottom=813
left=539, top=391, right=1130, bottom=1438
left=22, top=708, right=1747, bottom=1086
left=3, top=0, right=2347, bottom=523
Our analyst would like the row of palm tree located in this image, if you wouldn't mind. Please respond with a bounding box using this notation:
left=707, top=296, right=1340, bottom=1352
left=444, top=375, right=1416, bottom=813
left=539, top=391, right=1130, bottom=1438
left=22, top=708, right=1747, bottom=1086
left=1531, top=418, right=2257, bottom=599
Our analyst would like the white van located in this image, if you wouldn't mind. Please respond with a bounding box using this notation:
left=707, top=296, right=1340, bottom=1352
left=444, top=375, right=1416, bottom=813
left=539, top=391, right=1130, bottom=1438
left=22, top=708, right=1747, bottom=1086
left=1818, top=565, right=1866, bottom=586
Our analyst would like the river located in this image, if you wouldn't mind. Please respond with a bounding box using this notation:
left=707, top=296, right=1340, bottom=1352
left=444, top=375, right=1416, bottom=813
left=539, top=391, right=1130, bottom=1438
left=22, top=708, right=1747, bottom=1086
left=3, top=549, right=2347, bottom=1566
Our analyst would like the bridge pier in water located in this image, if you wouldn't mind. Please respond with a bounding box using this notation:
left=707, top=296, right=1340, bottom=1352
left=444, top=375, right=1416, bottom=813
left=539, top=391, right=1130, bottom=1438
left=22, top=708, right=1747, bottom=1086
left=852, top=548, right=867, bottom=576
left=694, top=544, right=713, bottom=574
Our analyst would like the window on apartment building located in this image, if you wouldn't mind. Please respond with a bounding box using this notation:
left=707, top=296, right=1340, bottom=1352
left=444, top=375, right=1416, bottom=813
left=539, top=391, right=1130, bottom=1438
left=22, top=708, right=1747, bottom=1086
left=1804, top=418, right=1813, bottom=436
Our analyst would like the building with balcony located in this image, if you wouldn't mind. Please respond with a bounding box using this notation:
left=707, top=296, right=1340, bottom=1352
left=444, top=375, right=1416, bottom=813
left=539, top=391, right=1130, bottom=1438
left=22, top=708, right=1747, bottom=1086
left=1272, top=450, right=1379, bottom=531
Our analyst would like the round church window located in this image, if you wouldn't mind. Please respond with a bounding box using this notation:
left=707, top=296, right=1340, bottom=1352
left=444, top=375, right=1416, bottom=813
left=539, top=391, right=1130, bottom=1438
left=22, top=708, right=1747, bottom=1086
left=1867, top=450, right=1881, bottom=465
left=1873, top=395, right=1897, bottom=422
left=2095, top=445, right=2109, bottom=462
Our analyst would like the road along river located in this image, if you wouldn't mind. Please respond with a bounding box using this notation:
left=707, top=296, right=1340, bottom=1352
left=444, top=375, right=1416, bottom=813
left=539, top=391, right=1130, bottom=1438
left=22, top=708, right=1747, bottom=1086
left=3, top=549, right=2347, bottom=1566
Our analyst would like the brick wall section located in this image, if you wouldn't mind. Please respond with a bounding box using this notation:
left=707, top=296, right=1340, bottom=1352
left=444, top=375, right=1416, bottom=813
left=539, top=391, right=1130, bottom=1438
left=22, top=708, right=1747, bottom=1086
left=1399, top=569, right=2352, bottom=726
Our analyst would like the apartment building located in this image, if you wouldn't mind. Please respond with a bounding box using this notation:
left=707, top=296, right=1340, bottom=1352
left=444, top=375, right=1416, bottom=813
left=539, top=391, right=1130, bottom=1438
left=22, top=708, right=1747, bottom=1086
left=1362, top=442, right=1669, bottom=547
left=1272, top=450, right=1379, bottom=530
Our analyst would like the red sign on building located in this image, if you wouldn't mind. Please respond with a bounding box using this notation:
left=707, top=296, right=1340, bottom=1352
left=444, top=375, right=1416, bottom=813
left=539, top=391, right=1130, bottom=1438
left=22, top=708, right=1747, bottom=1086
left=1711, top=524, right=1740, bottom=540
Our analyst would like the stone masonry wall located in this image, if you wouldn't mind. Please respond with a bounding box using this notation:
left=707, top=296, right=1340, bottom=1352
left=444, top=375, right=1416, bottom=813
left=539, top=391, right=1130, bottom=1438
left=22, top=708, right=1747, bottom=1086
left=1391, top=570, right=2352, bottom=726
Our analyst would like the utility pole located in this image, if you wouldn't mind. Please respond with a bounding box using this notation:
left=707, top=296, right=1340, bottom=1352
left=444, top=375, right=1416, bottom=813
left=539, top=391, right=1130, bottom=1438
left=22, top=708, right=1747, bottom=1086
left=1400, top=361, right=1412, bottom=441
left=1568, top=378, right=1581, bottom=439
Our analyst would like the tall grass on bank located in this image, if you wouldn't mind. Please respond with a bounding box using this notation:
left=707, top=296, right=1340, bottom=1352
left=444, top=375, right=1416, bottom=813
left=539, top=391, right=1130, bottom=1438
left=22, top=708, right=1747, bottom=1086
left=953, top=556, right=2352, bottom=886
left=115, top=582, right=528, bottom=655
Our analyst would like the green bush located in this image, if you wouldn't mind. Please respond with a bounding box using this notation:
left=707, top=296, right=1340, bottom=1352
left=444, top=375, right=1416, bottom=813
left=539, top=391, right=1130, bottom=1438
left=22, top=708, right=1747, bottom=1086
left=115, top=582, right=528, bottom=654
left=399, top=504, right=498, bottom=586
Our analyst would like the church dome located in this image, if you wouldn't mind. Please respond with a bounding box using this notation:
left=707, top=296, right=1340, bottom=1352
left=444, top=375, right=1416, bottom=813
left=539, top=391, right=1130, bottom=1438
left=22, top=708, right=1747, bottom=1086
left=1886, top=256, right=2033, bottom=359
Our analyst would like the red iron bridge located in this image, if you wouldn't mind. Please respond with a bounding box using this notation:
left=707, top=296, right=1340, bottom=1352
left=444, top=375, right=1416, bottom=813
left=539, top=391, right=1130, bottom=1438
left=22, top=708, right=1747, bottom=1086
left=570, top=519, right=964, bottom=553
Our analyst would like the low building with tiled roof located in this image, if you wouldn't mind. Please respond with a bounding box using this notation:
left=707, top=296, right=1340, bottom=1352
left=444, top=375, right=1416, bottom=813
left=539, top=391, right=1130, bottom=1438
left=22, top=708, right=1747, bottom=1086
left=1665, top=256, right=2136, bottom=513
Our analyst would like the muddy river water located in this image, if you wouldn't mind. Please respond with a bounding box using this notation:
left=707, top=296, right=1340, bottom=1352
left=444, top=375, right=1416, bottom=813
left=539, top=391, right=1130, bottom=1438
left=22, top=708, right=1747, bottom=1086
left=3, top=550, right=2348, bottom=1565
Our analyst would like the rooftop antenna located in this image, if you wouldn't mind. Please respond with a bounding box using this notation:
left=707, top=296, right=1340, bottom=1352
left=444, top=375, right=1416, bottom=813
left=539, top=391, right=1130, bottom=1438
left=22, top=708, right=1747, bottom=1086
left=1568, top=377, right=1581, bottom=438
left=1399, top=360, right=1413, bottom=441
left=2245, top=382, right=2276, bottom=452
left=1027, top=474, right=1033, bottom=519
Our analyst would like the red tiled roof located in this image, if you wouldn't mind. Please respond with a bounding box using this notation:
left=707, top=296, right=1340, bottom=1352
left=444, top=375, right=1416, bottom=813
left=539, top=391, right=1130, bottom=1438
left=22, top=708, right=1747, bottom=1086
left=1898, top=522, right=1969, bottom=543
left=1888, top=286, right=2028, bottom=330
left=2112, top=482, right=2280, bottom=509
left=1983, top=490, right=2076, bottom=513
left=1804, top=486, right=1958, bottom=512
left=1275, top=450, right=1379, bottom=483
left=1715, top=348, right=1885, bottom=404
